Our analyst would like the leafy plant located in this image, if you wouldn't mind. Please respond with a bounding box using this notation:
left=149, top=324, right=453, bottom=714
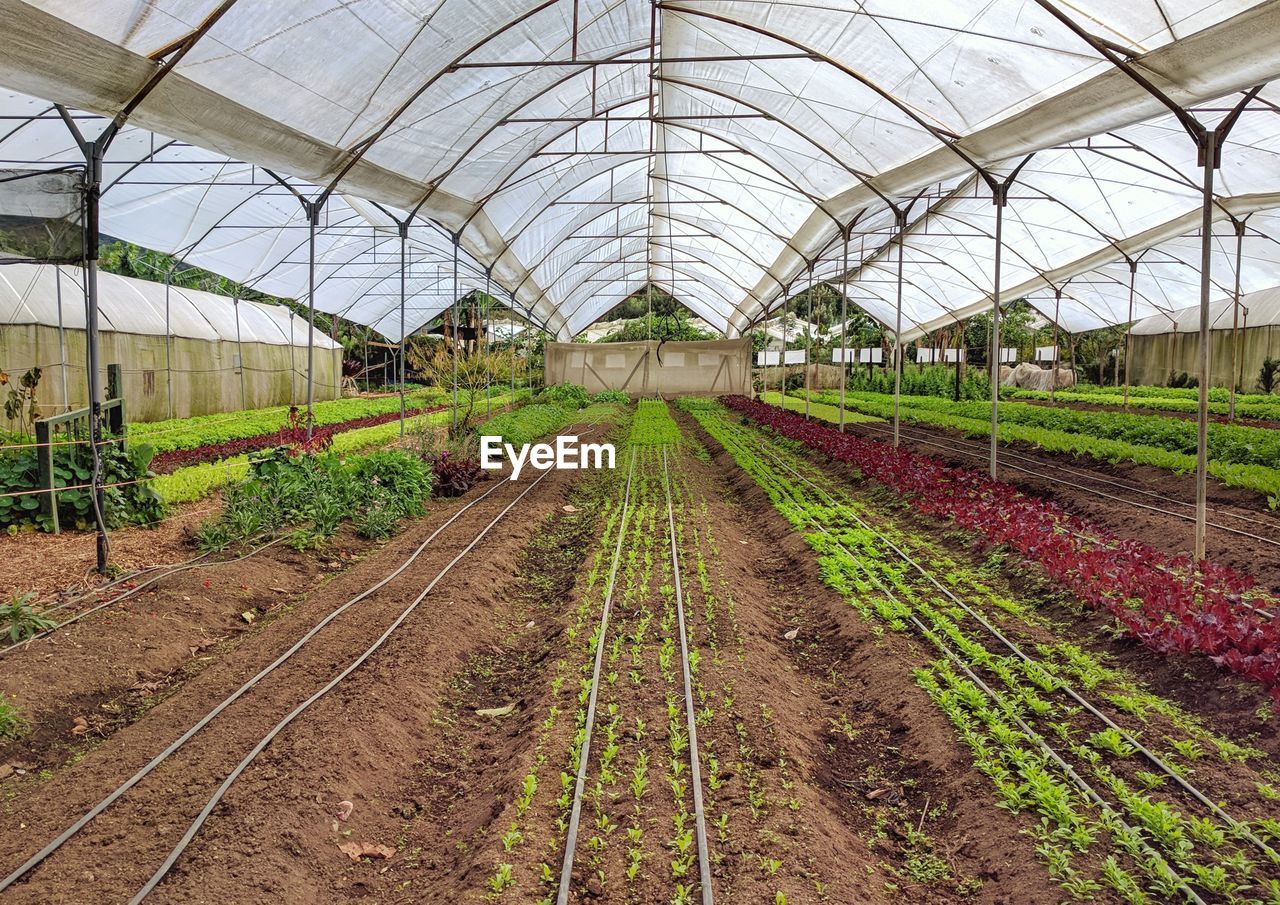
left=1, top=591, right=56, bottom=642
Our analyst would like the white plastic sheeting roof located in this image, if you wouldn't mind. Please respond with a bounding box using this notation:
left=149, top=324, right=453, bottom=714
left=0, top=263, right=340, bottom=348
left=1, top=2, right=1280, bottom=340
left=1131, top=283, right=1280, bottom=334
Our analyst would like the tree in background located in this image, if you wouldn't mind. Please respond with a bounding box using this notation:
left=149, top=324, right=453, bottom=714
left=406, top=341, right=512, bottom=437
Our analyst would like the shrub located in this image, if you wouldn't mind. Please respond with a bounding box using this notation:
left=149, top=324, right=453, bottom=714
left=1260, top=358, right=1280, bottom=395
left=537, top=384, right=590, bottom=409
left=592, top=389, right=631, bottom=405
left=0, top=434, right=164, bottom=533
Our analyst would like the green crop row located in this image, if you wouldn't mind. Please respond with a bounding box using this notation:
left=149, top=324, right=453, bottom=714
left=799, top=390, right=1280, bottom=503
left=154, top=393, right=526, bottom=504
left=1007, top=388, right=1280, bottom=423
left=130, top=387, right=449, bottom=453
left=628, top=399, right=682, bottom=446
left=758, top=392, right=882, bottom=425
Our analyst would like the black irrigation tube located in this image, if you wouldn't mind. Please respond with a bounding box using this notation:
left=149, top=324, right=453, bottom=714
left=749, top=433, right=1280, bottom=868
left=0, top=469, right=521, bottom=895
left=0, top=538, right=287, bottom=658
left=728, top=426, right=1210, bottom=902
left=130, top=464, right=560, bottom=903
left=661, top=445, right=715, bottom=905
left=814, top=398, right=1280, bottom=547
left=557, top=448, right=637, bottom=905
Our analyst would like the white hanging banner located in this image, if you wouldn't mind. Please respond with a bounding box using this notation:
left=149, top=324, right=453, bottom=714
left=831, top=347, right=858, bottom=363
left=756, top=350, right=780, bottom=366
left=916, top=348, right=941, bottom=364
left=858, top=347, right=883, bottom=364
left=943, top=348, right=967, bottom=363
left=784, top=349, right=807, bottom=365
left=998, top=348, right=1017, bottom=363
left=1035, top=345, right=1059, bottom=362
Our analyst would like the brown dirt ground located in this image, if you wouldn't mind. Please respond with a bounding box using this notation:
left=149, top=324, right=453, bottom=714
left=0, top=455, right=575, bottom=904
left=841, top=417, right=1280, bottom=595
left=681, top=414, right=1069, bottom=905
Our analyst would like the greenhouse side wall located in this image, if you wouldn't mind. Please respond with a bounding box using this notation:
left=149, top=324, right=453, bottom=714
left=0, top=324, right=340, bottom=427
left=1128, top=325, right=1280, bottom=389
left=544, top=338, right=751, bottom=396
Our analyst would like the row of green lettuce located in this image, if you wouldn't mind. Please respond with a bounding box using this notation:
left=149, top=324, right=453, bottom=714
left=791, top=389, right=1280, bottom=504
left=193, top=390, right=628, bottom=551
left=1007, top=386, right=1280, bottom=422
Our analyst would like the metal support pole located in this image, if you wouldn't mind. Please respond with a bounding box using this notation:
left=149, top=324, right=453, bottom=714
left=1050, top=289, right=1062, bottom=405
left=163, top=269, right=174, bottom=419
left=1124, top=260, right=1137, bottom=408
left=233, top=295, right=246, bottom=410
left=1193, top=131, right=1219, bottom=562
left=892, top=210, right=906, bottom=447
left=804, top=266, right=812, bottom=420
left=838, top=231, right=848, bottom=431
left=780, top=288, right=789, bottom=399
left=485, top=271, right=493, bottom=417
left=83, top=142, right=109, bottom=572
left=451, top=235, right=460, bottom=434
left=55, top=264, right=69, bottom=410
left=1229, top=219, right=1246, bottom=420
left=988, top=184, right=1007, bottom=480
left=398, top=221, right=407, bottom=437
left=305, top=199, right=321, bottom=441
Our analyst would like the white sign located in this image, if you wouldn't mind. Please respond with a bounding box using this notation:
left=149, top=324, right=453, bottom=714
left=756, top=350, right=780, bottom=366
left=943, top=348, right=967, bottom=363
left=858, top=348, right=883, bottom=364
left=1035, top=345, right=1059, bottom=362
left=783, top=349, right=807, bottom=365
left=480, top=435, right=616, bottom=481
left=916, top=348, right=940, bottom=364
left=998, top=347, right=1017, bottom=364
left=831, top=348, right=857, bottom=364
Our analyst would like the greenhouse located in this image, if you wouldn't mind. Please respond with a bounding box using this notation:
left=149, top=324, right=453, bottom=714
left=0, top=2, right=1279, bottom=904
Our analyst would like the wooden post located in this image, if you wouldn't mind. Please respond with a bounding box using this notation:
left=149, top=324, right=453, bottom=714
left=35, top=420, right=59, bottom=534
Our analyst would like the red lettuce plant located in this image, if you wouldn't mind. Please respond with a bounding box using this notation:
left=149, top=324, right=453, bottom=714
left=723, top=395, right=1280, bottom=701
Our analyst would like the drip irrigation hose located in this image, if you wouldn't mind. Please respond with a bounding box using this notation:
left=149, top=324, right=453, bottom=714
left=819, top=399, right=1280, bottom=546
left=661, top=446, right=714, bottom=904
left=0, top=539, right=286, bottom=658
left=734, top=427, right=1211, bottom=901
left=751, top=435, right=1280, bottom=867
left=131, top=462, right=561, bottom=903
left=557, top=449, right=637, bottom=905
left=0, top=472, right=519, bottom=894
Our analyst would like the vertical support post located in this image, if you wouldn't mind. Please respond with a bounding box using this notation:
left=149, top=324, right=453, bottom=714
left=485, top=271, right=493, bottom=418
left=954, top=319, right=962, bottom=401
left=892, top=208, right=906, bottom=448
left=35, top=420, right=58, bottom=534
left=304, top=199, right=320, bottom=441
left=838, top=230, right=848, bottom=430
left=1124, top=260, right=1137, bottom=407
left=804, top=266, right=812, bottom=420
left=83, top=142, right=108, bottom=572
left=398, top=220, right=408, bottom=437
left=780, top=288, right=789, bottom=400
left=1050, top=289, right=1062, bottom=404
left=233, top=294, right=246, bottom=411
left=55, top=264, right=69, bottom=410
left=164, top=268, right=174, bottom=419
left=450, top=236, right=460, bottom=435
left=1229, top=219, right=1246, bottom=420
left=1193, top=130, right=1219, bottom=563
left=988, top=183, right=1007, bottom=480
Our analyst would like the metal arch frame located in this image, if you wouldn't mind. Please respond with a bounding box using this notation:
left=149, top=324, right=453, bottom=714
left=653, top=75, right=899, bottom=209
left=512, top=202, right=653, bottom=297
left=548, top=217, right=766, bottom=330
left=469, top=103, right=832, bottom=254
